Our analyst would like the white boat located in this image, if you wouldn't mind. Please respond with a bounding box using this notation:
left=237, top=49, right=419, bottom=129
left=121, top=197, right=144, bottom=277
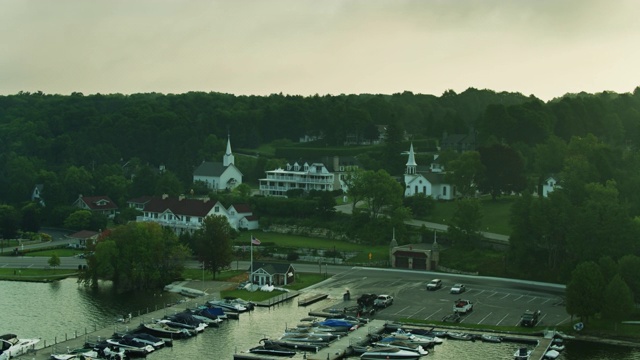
left=370, top=341, right=428, bottom=355
left=0, top=333, right=40, bottom=359
left=360, top=346, right=422, bottom=360
left=514, top=347, right=532, bottom=359
left=207, top=299, right=248, bottom=312
left=544, top=349, right=561, bottom=359
left=480, top=334, right=502, bottom=343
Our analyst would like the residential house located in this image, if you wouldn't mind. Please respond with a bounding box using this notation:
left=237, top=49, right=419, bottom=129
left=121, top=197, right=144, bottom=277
left=73, top=195, right=119, bottom=218
left=249, top=261, right=295, bottom=286
left=322, top=155, right=361, bottom=194
left=403, top=144, right=456, bottom=200
left=129, top=195, right=259, bottom=234
left=440, top=128, right=477, bottom=152
left=541, top=175, right=561, bottom=197
left=259, top=161, right=334, bottom=197
left=193, top=135, right=243, bottom=191
left=31, top=184, right=45, bottom=206
left=67, top=230, right=100, bottom=248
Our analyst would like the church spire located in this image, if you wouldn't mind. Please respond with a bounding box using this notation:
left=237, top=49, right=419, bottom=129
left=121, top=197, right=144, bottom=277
left=406, top=143, right=417, bottom=175
left=223, top=134, right=235, bottom=167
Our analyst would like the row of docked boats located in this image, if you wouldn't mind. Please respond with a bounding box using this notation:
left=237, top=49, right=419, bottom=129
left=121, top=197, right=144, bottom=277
left=50, top=297, right=254, bottom=360
left=243, top=315, right=370, bottom=357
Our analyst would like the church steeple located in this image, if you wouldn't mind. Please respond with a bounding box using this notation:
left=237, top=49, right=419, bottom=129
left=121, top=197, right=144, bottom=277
left=405, top=143, right=417, bottom=175
left=223, top=134, right=235, bottom=167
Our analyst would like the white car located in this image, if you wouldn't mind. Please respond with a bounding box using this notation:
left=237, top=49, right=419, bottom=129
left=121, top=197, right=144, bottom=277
left=450, top=284, right=466, bottom=294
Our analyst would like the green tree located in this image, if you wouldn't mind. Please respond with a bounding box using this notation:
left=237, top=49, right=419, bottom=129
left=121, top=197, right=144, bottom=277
left=403, top=193, right=435, bottom=218
left=618, top=254, right=640, bottom=302
left=445, top=151, right=484, bottom=197
left=64, top=210, right=93, bottom=230
left=477, top=144, right=527, bottom=199
left=232, top=183, right=253, bottom=199
left=81, top=222, right=189, bottom=290
left=0, top=204, right=20, bottom=240
left=566, top=261, right=605, bottom=323
left=601, top=274, right=634, bottom=326
left=48, top=253, right=61, bottom=269
left=383, top=116, right=405, bottom=175
left=155, top=171, right=183, bottom=196
left=20, top=202, right=41, bottom=233
left=63, top=166, right=94, bottom=201
left=447, top=198, right=483, bottom=249
left=343, top=169, right=367, bottom=213
left=360, top=170, right=404, bottom=220
left=192, top=215, right=236, bottom=280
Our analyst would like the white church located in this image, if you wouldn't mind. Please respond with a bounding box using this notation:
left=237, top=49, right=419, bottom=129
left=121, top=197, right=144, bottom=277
left=193, top=136, right=243, bottom=191
left=403, top=143, right=456, bottom=200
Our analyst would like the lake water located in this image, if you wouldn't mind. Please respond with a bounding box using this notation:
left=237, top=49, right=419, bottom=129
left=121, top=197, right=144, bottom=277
left=1, top=279, right=639, bottom=359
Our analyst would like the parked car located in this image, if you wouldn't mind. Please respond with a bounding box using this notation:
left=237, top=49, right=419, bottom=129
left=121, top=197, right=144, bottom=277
left=426, top=279, right=443, bottom=291
left=450, top=284, right=466, bottom=294
left=373, top=294, right=394, bottom=308
left=520, top=310, right=541, bottom=327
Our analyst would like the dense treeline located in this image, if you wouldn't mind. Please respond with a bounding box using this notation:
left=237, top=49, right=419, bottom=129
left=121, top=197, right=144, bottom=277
left=3, top=87, right=640, bottom=284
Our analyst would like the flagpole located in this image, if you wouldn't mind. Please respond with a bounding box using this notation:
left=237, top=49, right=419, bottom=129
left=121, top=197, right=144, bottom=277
left=250, top=234, right=253, bottom=285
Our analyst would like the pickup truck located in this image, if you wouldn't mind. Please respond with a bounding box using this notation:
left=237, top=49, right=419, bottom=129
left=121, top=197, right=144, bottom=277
left=453, top=299, right=473, bottom=313
left=373, top=294, right=394, bottom=308
left=520, top=310, right=541, bottom=327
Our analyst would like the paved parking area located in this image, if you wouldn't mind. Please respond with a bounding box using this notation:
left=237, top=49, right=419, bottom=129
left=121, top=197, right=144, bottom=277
left=306, top=268, right=570, bottom=328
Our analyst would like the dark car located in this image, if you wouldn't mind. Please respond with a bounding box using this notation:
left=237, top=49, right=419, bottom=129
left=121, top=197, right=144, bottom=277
left=520, top=310, right=541, bottom=327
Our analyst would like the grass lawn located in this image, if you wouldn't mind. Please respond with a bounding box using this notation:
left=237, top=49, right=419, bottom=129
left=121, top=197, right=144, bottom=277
left=219, top=272, right=327, bottom=302
left=23, top=249, right=83, bottom=257
left=424, top=196, right=516, bottom=235
left=0, top=268, right=76, bottom=281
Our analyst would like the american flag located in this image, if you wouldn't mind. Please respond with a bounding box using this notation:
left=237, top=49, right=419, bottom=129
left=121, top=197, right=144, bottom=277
left=251, top=236, right=261, bottom=245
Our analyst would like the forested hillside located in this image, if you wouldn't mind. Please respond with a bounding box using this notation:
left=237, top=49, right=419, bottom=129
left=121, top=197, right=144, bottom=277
left=2, top=87, right=640, bottom=282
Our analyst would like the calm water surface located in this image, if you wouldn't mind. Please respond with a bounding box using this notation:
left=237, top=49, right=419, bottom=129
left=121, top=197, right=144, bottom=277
left=1, top=279, right=639, bottom=360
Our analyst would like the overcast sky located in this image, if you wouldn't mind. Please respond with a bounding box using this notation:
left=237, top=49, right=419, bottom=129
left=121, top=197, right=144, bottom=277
left=1, top=0, right=639, bottom=101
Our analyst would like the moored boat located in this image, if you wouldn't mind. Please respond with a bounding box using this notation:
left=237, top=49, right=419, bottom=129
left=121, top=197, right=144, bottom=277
left=370, top=341, right=428, bottom=355
left=480, top=334, right=502, bottom=343
left=140, top=321, right=195, bottom=339
left=0, top=333, right=40, bottom=359
left=360, top=346, right=421, bottom=360
left=207, top=298, right=248, bottom=312
left=248, top=338, right=297, bottom=357
left=544, top=349, right=560, bottom=359
left=514, top=347, right=532, bottom=359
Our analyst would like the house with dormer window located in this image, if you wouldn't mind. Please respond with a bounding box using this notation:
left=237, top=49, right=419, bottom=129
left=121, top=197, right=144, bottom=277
left=129, top=195, right=259, bottom=234
left=73, top=195, right=119, bottom=218
left=259, top=161, right=334, bottom=197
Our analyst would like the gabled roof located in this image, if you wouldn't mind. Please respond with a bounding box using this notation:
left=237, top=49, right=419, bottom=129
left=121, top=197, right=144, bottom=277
left=142, top=196, right=217, bottom=217
left=230, top=203, right=252, bottom=213
left=194, top=161, right=227, bottom=177
left=78, top=196, right=118, bottom=210
left=250, top=262, right=294, bottom=275
left=127, top=196, right=154, bottom=205
left=69, top=230, right=99, bottom=239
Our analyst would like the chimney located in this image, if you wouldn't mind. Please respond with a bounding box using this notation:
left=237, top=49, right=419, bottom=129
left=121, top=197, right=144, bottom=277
left=179, top=194, right=185, bottom=201
left=333, top=156, right=339, bottom=172
left=203, top=197, right=210, bottom=203
left=162, top=194, right=169, bottom=200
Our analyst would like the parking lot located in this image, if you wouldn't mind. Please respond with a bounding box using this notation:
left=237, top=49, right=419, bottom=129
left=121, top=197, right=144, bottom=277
left=307, top=267, right=570, bottom=328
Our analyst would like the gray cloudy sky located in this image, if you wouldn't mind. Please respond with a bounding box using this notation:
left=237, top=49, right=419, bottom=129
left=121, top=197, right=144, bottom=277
left=1, top=0, right=638, bottom=100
